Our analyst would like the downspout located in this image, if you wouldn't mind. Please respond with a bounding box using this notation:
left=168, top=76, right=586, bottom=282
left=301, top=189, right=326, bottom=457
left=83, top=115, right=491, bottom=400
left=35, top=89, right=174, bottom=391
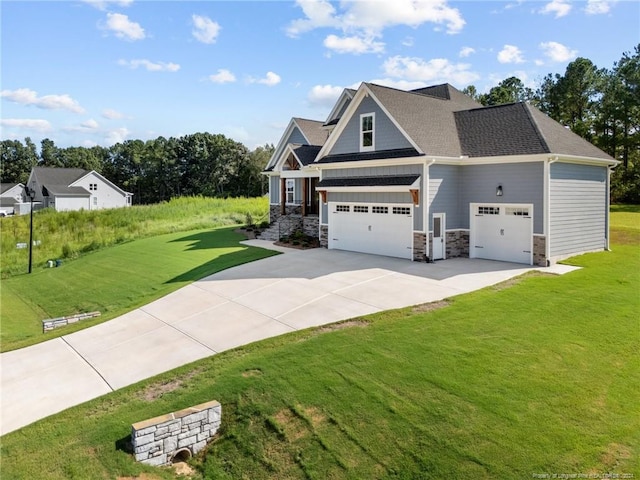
left=544, top=156, right=559, bottom=265
left=606, top=165, right=613, bottom=251
left=424, top=159, right=436, bottom=261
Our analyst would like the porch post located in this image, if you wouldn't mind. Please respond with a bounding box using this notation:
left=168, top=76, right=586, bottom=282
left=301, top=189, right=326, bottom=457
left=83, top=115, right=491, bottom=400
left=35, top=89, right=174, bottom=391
left=302, top=178, right=307, bottom=217
left=280, top=177, right=286, bottom=215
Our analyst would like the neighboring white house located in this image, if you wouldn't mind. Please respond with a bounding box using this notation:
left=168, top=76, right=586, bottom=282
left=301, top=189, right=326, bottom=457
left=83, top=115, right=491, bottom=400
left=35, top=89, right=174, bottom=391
left=26, top=167, right=133, bottom=212
left=0, top=183, right=25, bottom=215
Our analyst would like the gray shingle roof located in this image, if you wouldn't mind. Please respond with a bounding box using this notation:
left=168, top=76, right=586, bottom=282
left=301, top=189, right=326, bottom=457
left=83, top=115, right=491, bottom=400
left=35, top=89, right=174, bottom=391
left=317, top=174, right=420, bottom=188
left=317, top=148, right=421, bottom=164
left=294, top=118, right=327, bottom=146
left=1, top=183, right=21, bottom=195
left=292, top=145, right=322, bottom=166
left=455, top=103, right=615, bottom=160
left=32, top=167, right=91, bottom=196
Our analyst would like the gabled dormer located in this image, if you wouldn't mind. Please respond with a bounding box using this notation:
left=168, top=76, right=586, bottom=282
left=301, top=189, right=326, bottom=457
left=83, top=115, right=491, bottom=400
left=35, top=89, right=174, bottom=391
left=264, top=118, right=326, bottom=172
left=322, top=88, right=356, bottom=130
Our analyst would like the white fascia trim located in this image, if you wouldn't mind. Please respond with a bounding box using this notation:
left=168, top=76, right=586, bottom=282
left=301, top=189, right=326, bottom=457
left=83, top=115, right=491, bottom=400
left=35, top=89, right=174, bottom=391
left=266, top=118, right=317, bottom=171
left=281, top=170, right=320, bottom=179
left=307, top=155, right=436, bottom=171
left=325, top=89, right=355, bottom=125
left=459, top=153, right=618, bottom=167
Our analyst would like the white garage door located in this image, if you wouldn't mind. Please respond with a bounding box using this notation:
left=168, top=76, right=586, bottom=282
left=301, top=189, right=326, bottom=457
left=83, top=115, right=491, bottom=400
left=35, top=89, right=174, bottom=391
left=470, top=203, right=533, bottom=265
left=328, top=202, right=413, bottom=259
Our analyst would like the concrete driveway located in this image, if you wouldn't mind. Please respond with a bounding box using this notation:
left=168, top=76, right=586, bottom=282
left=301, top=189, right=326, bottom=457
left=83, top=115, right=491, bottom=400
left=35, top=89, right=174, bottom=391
left=0, top=240, right=578, bottom=434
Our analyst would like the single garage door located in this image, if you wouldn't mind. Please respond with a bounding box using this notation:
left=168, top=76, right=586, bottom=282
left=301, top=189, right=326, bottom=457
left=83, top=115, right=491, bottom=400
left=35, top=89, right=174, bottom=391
left=328, top=202, right=413, bottom=259
left=470, top=203, right=533, bottom=265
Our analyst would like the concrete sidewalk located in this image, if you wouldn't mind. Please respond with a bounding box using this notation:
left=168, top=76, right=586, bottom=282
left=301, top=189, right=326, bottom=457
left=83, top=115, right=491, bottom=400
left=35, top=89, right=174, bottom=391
left=0, top=242, right=579, bottom=434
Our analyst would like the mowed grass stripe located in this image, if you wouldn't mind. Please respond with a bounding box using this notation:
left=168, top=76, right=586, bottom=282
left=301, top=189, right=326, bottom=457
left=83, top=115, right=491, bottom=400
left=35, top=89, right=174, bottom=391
left=0, top=227, right=278, bottom=351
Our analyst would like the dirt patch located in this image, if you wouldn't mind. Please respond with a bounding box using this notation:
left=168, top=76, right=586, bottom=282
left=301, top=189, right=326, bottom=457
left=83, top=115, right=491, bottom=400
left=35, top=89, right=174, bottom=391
left=117, top=474, right=162, bottom=480
left=242, top=368, right=263, bottom=378
left=600, top=443, right=632, bottom=469
left=411, top=300, right=450, bottom=314
left=172, top=461, right=196, bottom=476
left=273, top=409, right=308, bottom=442
left=303, top=406, right=326, bottom=428
left=317, top=320, right=369, bottom=333
left=138, top=370, right=201, bottom=402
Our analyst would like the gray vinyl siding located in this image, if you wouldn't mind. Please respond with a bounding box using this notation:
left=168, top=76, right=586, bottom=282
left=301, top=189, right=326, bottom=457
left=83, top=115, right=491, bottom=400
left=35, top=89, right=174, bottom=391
left=321, top=164, right=423, bottom=230
left=428, top=164, right=462, bottom=230
left=460, top=162, right=544, bottom=233
left=269, top=176, right=280, bottom=204
left=288, top=127, right=307, bottom=145
left=330, top=96, right=413, bottom=155
left=549, top=162, right=606, bottom=256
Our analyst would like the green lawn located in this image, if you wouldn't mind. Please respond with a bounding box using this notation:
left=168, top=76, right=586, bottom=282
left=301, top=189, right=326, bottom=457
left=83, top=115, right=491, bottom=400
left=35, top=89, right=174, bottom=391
left=0, top=227, right=278, bottom=352
left=1, top=208, right=637, bottom=479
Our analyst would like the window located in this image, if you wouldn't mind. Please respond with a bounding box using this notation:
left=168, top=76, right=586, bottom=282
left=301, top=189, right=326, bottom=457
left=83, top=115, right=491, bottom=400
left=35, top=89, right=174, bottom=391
left=506, top=207, right=529, bottom=216
left=336, top=205, right=350, bottom=212
left=360, top=113, right=374, bottom=152
left=353, top=205, right=368, bottom=213
left=478, top=206, right=500, bottom=215
left=392, top=206, right=411, bottom=215
left=89, top=183, right=97, bottom=191
left=286, top=179, right=295, bottom=204
left=93, top=197, right=98, bottom=206
left=372, top=206, right=388, bottom=214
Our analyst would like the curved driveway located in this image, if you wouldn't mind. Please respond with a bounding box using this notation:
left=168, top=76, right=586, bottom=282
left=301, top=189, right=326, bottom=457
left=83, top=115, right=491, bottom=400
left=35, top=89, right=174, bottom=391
left=0, top=240, right=578, bottom=434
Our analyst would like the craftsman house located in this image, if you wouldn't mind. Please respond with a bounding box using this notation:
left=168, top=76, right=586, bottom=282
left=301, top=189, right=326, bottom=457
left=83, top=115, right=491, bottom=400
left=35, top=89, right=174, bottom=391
left=263, top=82, right=617, bottom=266
left=26, top=167, right=133, bottom=212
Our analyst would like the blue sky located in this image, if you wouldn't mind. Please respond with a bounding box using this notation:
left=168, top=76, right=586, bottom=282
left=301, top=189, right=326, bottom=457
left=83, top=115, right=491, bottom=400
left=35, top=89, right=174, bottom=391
left=1, top=0, right=638, bottom=150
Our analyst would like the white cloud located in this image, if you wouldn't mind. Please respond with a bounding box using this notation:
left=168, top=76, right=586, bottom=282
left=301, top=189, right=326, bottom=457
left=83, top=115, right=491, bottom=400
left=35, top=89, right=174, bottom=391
left=585, top=0, right=615, bottom=14
left=323, top=34, right=384, bottom=55
left=118, top=59, right=180, bottom=72
left=367, top=78, right=431, bottom=90
left=81, top=119, right=100, bottom=129
left=0, top=118, right=52, bottom=133
left=381, top=55, right=480, bottom=86
left=103, top=13, right=145, bottom=41
left=249, top=71, right=281, bottom=87
left=83, top=0, right=133, bottom=11
left=308, top=84, right=344, bottom=107
left=106, top=127, right=130, bottom=144
left=498, top=44, right=525, bottom=64
left=102, top=108, right=125, bottom=120
left=192, top=14, right=220, bottom=44
left=459, top=46, right=475, bottom=58
left=539, top=0, right=572, bottom=18
left=539, top=41, right=578, bottom=62
left=209, top=69, right=236, bottom=84
left=287, top=0, right=466, bottom=53
left=1, top=88, right=85, bottom=113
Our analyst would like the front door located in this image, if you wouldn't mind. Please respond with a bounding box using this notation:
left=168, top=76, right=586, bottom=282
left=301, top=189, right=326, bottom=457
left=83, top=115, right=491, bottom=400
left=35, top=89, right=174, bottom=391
left=432, top=213, right=445, bottom=260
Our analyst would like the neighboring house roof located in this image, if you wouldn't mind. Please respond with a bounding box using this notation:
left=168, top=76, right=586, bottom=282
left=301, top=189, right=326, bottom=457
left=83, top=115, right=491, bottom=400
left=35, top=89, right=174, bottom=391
left=317, top=174, right=420, bottom=188
left=30, top=167, right=133, bottom=197
left=1, top=183, right=22, bottom=195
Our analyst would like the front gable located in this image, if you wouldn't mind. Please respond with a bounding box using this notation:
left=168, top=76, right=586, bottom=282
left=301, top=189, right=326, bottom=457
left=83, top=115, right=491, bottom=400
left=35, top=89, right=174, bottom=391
left=265, top=118, right=324, bottom=172
left=316, top=84, right=421, bottom=163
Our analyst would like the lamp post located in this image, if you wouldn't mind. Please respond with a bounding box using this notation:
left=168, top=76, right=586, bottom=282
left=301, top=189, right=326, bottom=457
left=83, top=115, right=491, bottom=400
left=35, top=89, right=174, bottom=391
left=24, top=186, right=35, bottom=274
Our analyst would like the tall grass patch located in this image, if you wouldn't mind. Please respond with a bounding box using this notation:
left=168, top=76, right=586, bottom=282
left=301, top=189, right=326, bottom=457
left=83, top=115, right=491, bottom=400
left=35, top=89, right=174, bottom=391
left=0, top=196, right=268, bottom=278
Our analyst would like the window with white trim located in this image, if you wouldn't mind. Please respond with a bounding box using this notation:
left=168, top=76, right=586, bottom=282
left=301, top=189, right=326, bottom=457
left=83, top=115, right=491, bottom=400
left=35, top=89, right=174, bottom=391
left=360, top=113, right=375, bottom=152
left=392, top=206, right=411, bottom=215
left=478, top=206, right=500, bottom=215
left=286, top=179, right=295, bottom=204
left=506, top=207, right=529, bottom=216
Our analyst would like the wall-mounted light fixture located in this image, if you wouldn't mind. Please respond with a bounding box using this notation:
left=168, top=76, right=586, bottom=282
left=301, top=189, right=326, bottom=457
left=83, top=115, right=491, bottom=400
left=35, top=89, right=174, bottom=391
left=496, top=185, right=503, bottom=197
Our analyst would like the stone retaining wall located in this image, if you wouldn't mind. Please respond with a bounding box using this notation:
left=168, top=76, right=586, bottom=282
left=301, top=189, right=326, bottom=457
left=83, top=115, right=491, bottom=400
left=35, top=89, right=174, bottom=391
left=131, top=400, right=221, bottom=467
left=42, top=311, right=101, bottom=333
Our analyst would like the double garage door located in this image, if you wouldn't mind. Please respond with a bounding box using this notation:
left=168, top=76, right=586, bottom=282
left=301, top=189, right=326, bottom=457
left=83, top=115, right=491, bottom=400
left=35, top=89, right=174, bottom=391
left=470, top=203, right=533, bottom=265
left=328, top=202, right=413, bottom=259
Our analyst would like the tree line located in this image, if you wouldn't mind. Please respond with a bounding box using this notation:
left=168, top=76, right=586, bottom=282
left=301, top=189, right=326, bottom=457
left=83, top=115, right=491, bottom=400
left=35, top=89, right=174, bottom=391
left=1, top=45, right=638, bottom=204
left=0, top=133, right=273, bottom=204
